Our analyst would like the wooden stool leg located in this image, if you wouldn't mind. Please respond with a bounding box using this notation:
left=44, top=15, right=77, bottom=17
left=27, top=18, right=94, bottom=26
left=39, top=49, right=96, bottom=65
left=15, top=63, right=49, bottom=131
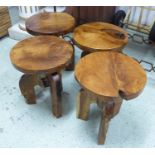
left=98, top=101, right=114, bottom=144
left=66, top=45, right=75, bottom=71
left=98, top=111, right=109, bottom=144
left=113, top=96, right=123, bottom=117
left=77, top=89, right=90, bottom=120
left=48, top=73, right=63, bottom=118
left=98, top=97, right=123, bottom=144
left=19, top=74, right=37, bottom=104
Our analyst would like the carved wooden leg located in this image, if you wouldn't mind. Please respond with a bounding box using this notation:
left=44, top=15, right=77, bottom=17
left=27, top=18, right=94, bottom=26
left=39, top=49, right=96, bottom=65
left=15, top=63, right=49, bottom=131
left=98, top=111, right=109, bottom=144
left=77, top=89, right=90, bottom=120
left=97, top=97, right=123, bottom=144
left=48, top=73, right=63, bottom=118
left=98, top=101, right=114, bottom=144
left=66, top=45, right=75, bottom=71
left=19, top=74, right=37, bottom=104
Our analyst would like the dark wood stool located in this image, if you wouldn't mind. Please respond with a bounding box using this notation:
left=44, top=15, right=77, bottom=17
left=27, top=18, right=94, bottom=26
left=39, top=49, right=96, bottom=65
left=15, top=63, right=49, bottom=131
left=10, top=36, right=73, bottom=118
left=73, top=22, right=128, bottom=57
left=25, top=12, right=76, bottom=70
left=75, top=51, right=147, bottom=144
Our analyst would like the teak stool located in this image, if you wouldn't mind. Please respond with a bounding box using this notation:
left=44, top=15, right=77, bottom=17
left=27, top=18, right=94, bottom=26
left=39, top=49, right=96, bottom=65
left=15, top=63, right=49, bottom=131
left=73, top=22, right=128, bottom=57
left=10, top=36, right=73, bottom=118
left=75, top=52, right=147, bottom=144
left=25, top=12, right=76, bottom=70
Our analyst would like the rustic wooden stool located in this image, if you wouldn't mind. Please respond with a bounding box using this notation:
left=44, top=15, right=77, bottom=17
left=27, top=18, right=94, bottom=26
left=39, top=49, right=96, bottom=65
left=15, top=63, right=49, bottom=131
left=73, top=22, right=128, bottom=57
left=10, top=36, right=73, bottom=118
left=75, top=52, right=147, bottom=144
left=25, top=12, right=76, bottom=70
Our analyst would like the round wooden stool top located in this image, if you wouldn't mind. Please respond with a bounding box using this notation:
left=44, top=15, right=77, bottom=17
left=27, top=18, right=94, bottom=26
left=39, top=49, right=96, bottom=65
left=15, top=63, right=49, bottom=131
left=25, top=12, right=76, bottom=36
left=10, top=36, right=73, bottom=74
left=73, top=22, right=128, bottom=52
left=75, top=52, right=147, bottom=100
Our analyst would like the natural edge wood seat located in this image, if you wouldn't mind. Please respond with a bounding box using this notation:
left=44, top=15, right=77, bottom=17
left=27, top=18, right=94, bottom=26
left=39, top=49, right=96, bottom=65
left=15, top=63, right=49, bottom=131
left=10, top=36, right=73, bottom=74
left=26, top=12, right=76, bottom=36
left=73, top=22, right=128, bottom=56
left=10, top=35, right=73, bottom=118
left=75, top=51, right=147, bottom=144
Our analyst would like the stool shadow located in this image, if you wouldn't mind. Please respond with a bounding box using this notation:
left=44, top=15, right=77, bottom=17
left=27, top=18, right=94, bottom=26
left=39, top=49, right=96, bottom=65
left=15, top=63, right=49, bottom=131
left=36, top=88, right=52, bottom=113
left=62, top=91, right=76, bottom=116
left=35, top=85, right=76, bottom=116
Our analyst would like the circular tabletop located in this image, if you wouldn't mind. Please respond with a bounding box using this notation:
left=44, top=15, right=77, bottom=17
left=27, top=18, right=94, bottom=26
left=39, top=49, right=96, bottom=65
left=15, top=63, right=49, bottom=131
left=75, top=52, right=147, bottom=100
left=10, top=36, right=73, bottom=74
left=73, top=22, right=128, bottom=52
left=25, top=12, right=76, bottom=36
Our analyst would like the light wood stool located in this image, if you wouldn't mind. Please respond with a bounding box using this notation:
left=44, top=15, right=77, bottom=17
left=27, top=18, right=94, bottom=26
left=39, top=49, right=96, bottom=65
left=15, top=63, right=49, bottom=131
left=75, top=51, right=147, bottom=144
left=10, top=35, right=73, bottom=118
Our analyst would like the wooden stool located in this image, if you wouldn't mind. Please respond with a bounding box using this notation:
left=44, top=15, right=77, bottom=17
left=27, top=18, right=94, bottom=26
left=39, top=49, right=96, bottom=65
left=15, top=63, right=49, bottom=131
left=75, top=52, right=147, bottom=144
left=10, top=35, right=73, bottom=118
left=25, top=12, right=76, bottom=70
left=73, top=22, right=128, bottom=57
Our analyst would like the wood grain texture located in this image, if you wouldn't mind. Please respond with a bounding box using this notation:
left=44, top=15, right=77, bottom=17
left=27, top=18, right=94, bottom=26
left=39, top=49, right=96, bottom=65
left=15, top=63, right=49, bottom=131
left=0, top=6, right=11, bottom=37
left=75, top=52, right=147, bottom=100
left=98, top=101, right=112, bottom=144
left=19, top=74, right=37, bottom=104
left=26, top=12, right=76, bottom=36
left=10, top=35, right=73, bottom=74
left=73, top=22, right=128, bottom=52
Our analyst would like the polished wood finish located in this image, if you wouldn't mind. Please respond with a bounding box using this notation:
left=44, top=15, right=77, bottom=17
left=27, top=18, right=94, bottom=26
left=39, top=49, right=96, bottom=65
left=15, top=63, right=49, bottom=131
left=26, top=12, right=76, bottom=36
left=77, top=89, right=91, bottom=120
left=98, top=102, right=111, bottom=144
left=48, top=73, right=63, bottom=118
left=10, top=35, right=73, bottom=74
left=77, top=89, right=123, bottom=144
left=19, top=74, right=37, bottom=104
left=19, top=73, right=63, bottom=118
left=73, top=22, right=128, bottom=52
left=75, top=52, right=147, bottom=144
left=75, top=52, right=146, bottom=98
left=10, top=36, right=73, bottom=118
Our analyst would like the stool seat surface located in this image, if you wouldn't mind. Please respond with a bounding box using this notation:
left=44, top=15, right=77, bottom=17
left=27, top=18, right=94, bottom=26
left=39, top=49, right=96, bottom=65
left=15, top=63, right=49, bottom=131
left=73, top=22, right=128, bottom=52
left=25, top=12, right=76, bottom=35
left=10, top=36, right=73, bottom=74
left=75, top=52, right=147, bottom=99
